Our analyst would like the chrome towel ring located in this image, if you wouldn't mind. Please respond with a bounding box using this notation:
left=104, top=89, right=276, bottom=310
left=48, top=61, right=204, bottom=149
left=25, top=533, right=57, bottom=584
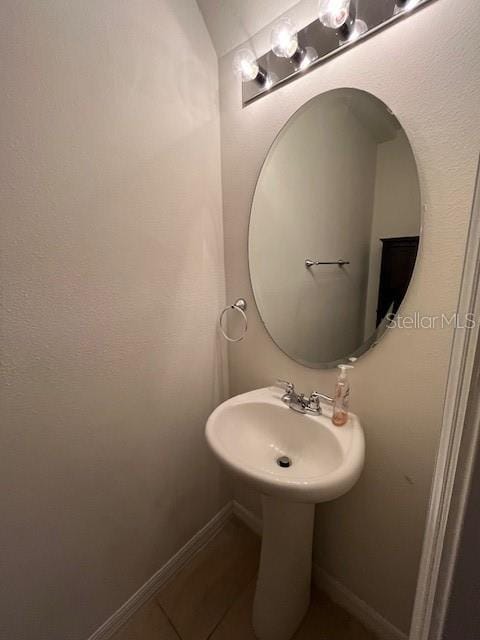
left=219, top=298, right=248, bottom=343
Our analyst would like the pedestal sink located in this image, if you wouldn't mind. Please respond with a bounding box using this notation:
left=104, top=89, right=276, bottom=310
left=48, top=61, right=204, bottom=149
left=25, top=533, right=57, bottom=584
left=205, top=387, right=365, bottom=640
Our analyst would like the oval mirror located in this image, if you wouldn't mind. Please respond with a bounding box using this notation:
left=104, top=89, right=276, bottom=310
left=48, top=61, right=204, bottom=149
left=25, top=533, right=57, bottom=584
left=249, top=88, right=421, bottom=368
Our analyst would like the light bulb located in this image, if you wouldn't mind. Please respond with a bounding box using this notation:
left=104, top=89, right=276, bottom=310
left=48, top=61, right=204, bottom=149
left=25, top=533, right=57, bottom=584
left=271, top=18, right=299, bottom=59
left=318, top=0, right=351, bottom=29
left=232, top=48, right=259, bottom=82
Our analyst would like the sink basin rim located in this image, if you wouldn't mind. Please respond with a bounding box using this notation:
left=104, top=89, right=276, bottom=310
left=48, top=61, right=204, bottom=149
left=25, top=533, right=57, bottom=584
left=206, top=388, right=365, bottom=502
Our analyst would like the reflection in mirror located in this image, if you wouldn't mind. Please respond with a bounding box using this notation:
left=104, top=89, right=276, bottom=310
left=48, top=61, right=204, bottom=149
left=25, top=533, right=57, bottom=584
left=249, top=88, right=421, bottom=368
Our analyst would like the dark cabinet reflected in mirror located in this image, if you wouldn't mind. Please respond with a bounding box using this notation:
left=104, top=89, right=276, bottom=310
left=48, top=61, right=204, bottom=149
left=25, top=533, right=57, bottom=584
left=376, top=236, right=419, bottom=326
left=248, top=88, right=421, bottom=368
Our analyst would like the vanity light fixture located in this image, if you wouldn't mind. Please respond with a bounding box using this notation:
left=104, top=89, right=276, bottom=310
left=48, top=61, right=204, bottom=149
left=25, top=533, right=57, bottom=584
left=232, top=48, right=267, bottom=84
left=318, top=0, right=367, bottom=42
left=238, top=0, right=435, bottom=105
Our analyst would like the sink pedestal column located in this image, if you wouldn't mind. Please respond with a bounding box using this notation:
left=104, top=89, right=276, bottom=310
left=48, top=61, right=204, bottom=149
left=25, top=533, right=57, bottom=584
left=253, top=495, right=315, bottom=640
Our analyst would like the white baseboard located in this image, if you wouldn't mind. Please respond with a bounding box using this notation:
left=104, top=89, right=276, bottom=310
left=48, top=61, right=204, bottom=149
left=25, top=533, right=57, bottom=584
left=312, top=564, right=408, bottom=640
left=87, top=502, right=233, bottom=640
left=234, top=500, right=407, bottom=640
left=88, top=498, right=407, bottom=640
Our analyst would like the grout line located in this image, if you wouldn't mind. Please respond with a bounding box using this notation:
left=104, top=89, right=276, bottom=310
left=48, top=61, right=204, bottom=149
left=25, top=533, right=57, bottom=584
left=155, top=600, right=183, bottom=640
left=205, top=609, right=228, bottom=640
left=206, top=576, right=258, bottom=640
left=205, top=594, right=240, bottom=638
left=153, top=512, right=255, bottom=640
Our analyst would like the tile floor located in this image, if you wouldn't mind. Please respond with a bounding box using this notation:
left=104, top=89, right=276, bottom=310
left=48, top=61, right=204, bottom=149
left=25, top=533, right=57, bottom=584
left=112, top=517, right=377, bottom=640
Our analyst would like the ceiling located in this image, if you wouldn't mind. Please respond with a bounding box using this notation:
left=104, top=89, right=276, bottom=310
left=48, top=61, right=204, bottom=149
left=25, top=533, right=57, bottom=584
left=196, top=0, right=303, bottom=57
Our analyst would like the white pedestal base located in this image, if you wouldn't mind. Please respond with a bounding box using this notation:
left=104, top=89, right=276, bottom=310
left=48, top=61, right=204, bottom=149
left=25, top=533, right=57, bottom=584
left=252, top=495, right=315, bottom=640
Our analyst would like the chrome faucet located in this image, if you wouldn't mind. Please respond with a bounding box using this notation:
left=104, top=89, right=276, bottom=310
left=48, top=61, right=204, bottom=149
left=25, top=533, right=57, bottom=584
left=276, top=380, right=333, bottom=416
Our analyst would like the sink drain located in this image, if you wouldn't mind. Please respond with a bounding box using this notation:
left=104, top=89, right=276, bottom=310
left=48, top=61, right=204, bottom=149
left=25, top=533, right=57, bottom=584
left=277, top=456, right=292, bottom=468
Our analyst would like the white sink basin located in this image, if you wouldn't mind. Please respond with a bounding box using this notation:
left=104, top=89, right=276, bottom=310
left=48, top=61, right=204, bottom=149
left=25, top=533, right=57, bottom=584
left=206, top=387, right=364, bottom=503
left=205, top=387, right=365, bottom=640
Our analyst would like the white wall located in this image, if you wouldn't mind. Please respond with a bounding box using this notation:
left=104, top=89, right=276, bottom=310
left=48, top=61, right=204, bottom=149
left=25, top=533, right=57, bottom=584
left=250, top=92, right=378, bottom=365
left=0, top=2, right=228, bottom=639
left=219, top=0, right=480, bottom=633
left=364, top=131, right=422, bottom=337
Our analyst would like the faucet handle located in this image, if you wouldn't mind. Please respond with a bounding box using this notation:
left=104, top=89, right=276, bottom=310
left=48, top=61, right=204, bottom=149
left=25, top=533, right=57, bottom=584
left=308, top=392, right=321, bottom=412
left=275, top=379, right=294, bottom=394
left=309, top=391, right=333, bottom=408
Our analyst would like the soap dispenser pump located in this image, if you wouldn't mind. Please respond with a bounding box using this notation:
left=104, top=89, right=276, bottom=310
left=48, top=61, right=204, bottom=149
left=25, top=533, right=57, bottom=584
left=332, top=364, right=353, bottom=426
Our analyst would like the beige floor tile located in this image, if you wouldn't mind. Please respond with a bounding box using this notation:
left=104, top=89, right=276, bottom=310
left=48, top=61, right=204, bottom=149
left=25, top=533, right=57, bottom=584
left=293, top=590, right=378, bottom=640
left=209, top=580, right=257, bottom=640
left=211, top=582, right=377, bottom=640
left=112, top=600, right=179, bottom=640
left=156, top=518, right=260, bottom=640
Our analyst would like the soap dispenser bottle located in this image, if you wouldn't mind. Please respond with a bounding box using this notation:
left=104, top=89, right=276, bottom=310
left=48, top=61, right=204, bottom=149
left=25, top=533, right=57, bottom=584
left=332, top=364, right=353, bottom=426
